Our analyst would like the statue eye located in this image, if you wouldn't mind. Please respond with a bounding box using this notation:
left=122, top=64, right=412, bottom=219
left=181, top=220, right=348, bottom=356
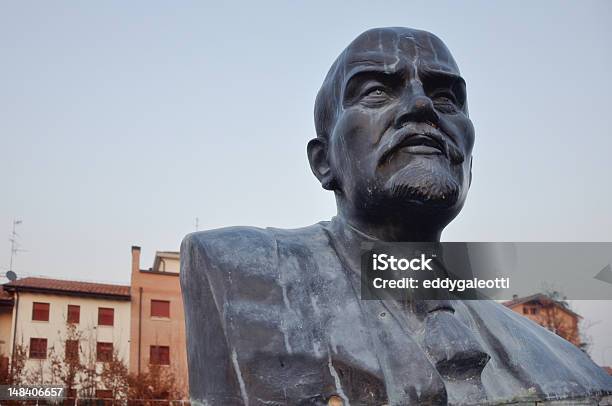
left=359, top=86, right=390, bottom=106
left=366, top=88, right=387, bottom=97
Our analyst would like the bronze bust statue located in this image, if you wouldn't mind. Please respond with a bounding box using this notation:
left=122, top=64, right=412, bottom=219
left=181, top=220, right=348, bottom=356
left=181, top=27, right=612, bottom=405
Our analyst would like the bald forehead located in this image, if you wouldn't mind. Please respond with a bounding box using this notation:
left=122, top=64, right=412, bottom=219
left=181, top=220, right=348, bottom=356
left=343, top=27, right=460, bottom=75
left=314, top=27, right=464, bottom=138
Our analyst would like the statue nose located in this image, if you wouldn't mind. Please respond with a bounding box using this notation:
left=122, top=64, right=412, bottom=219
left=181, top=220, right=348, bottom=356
left=395, top=95, right=439, bottom=129
left=414, top=97, right=430, bottom=109
left=327, top=395, right=344, bottom=405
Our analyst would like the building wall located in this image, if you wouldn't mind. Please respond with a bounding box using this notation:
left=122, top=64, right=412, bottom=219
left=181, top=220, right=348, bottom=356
left=156, top=257, right=180, bottom=273
left=509, top=302, right=580, bottom=346
left=9, top=291, right=131, bottom=379
left=129, top=248, right=188, bottom=397
left=0, top=306, right=13, bottom=359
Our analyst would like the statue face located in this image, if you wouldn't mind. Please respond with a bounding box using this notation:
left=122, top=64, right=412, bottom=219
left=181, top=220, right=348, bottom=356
left=321, top=28, right=475, bottom=224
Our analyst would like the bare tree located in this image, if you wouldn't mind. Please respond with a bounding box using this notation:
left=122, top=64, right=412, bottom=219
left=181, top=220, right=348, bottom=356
left=128, top=364, right=184, bottom=402
left=539, top=287, right=581, bottom=348
left=49, top=322, right=86, bottom=399
left=576, top=317, right=599, bottom=355
left=4, top=343, right=27, bottom=385
left=78, top=327, right=101, bottom=400
left=100, top=350, right=129, bottom=403
left=26, top=358, right=46, bottom=386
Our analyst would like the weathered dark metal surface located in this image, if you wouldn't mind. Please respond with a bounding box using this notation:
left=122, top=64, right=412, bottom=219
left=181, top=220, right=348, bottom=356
left=181, top=27, right=612, bottom=405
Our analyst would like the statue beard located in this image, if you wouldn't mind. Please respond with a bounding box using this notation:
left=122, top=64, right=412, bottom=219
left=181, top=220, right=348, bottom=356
left=383, top=160, right=461, bottom=208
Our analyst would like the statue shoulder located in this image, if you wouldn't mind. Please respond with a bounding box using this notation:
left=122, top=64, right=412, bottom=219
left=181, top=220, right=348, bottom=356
left=181, top=226, right=278, bottom=273
left=180, top=222, right=330, bottom=277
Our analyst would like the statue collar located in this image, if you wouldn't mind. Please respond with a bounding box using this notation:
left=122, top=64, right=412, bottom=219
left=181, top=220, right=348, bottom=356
left=324, top=216, right=378, bottom=276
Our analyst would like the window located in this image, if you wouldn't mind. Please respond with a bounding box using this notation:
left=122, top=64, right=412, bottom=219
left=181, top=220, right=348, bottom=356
left=32, top=302, right=50, bottom=321
left=150, top=345, right=170, bottom=365
left=67, top=305, right=80, bottom=324
left=530, top=307, right=538, bottom=315
left=65, top=340, right=79, bottom=360
left=0, top=356, right=8, bottom=377
left=96, top=389, right=113, bottom=399
left=96, top=342, right=113, bottom=362
left=29, top=338, right=47, bottom=359
left=523, top=307, right=529, bottom=314
left=98, top=307, right=114, bottom=326
left=151, top=300, right=170, bottom=318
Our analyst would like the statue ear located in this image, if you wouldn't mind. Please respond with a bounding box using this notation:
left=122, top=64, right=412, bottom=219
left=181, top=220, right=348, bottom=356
left=307, top=137, right=337, bottom=190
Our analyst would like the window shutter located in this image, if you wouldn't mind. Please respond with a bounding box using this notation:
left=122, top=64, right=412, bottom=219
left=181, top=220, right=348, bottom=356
left=29, top=338, right=47, bottom=359
left=96, top=390, right=113, bottom=399
left=65, top=340, right=79, bottom=360
left=150, top=345, right=170, bottom=365
left=160, top=346, right=170, bottom=365
left=32, top=302, right=50, bottom=321
left=96, top=342, right=113, bottom=362
left=67, top=305, right=80, bottom=324
left=151, top=300, right=170, bottom=318
left=97, top=308, right=114, bottom=326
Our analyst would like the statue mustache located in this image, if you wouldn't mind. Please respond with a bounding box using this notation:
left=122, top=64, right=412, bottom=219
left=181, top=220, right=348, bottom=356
left=377, top=123, right=465, bottom=166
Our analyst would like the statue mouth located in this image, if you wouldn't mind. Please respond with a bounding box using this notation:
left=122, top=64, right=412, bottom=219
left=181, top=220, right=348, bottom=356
left=396, top=134, right=445, bottom=156
left=378, top=123, right=462, bottom=167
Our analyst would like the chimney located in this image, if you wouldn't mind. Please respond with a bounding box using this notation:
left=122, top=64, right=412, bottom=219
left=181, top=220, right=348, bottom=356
left=512, top=294, right=518, bottom=300
left=131, top=246, right=141, bottom=275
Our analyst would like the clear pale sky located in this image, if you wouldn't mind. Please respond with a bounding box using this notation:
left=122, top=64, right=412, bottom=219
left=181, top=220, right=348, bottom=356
left=1, top=1, right=611, bottom=365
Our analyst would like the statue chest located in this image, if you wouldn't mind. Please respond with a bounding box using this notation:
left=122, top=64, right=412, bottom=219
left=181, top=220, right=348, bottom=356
left=222, top=254, right=447, bottom=405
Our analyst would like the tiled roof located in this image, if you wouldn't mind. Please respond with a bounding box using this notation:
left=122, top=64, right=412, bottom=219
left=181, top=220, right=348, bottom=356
left=502, top=293, right=544, bottom=308
left=4, top=277, right=130, bottom=300
left=503, top=293, right=581, bottom=319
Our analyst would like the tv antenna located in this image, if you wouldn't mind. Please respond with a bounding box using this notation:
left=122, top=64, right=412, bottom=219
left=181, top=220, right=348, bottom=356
left=8, top=219, right=26, bottom=272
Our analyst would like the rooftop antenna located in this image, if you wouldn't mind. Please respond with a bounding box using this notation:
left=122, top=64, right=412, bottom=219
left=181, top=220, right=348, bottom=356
left=8, top=219, right=25, bottom=272
left=195, top=217, right=199, bottom=231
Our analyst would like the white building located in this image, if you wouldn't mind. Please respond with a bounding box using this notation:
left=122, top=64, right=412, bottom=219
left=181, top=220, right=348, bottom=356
left=3, top=277, right=131, bottom=398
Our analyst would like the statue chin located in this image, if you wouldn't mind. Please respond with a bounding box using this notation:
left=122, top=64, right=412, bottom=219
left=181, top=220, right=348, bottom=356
left=384, top=165, right=461, bottom=209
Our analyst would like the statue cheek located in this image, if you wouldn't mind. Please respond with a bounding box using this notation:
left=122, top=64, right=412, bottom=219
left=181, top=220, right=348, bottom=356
left=328, top=115, right=381, bottom=197
left=464, top=121, right=476, bottom=152
left=344, top=106, right=392, bottom=139
left=440, top=115, right=475, bottom=154
left=456, top=116, right=476, bottom=152
left=332, top=113, right=379, bottom=160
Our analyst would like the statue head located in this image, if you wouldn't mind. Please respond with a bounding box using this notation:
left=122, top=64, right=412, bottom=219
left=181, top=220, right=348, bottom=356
left=308, top=27, right=475, bottom=240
